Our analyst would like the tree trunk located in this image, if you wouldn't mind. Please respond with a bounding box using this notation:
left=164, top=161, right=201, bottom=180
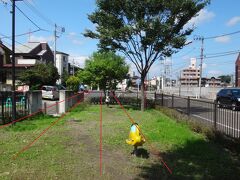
left=140, top=75, right=146, bottom=111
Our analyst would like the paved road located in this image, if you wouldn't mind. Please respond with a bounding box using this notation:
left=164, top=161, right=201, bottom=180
left=157, top=95, right=240, bottom=138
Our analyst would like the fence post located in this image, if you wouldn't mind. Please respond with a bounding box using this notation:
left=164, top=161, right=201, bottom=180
left=161, top=93, right=164, bottom=106
left=213, top=101, right=217, bottom=130
left=1, top=93, right=5, bottom=124
left=172, top=94, right=174, bottom=108
left=56, top=102, right=59, bottom=114
left=44, top=102, right=47, bottom=114
left=154, top=91, right=156, bottom=108
left=187, top=96, right=190, bottom=116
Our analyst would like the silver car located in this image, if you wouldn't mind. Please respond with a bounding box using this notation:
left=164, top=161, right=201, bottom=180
left=42, top=85, right=59, bottom=100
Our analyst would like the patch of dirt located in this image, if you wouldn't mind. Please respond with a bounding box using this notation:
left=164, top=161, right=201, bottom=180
left=65, top=119, right=137, bottom=179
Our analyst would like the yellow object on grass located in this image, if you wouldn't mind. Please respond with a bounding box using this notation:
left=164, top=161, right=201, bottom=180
left=126, top=123, right=145, bottom=147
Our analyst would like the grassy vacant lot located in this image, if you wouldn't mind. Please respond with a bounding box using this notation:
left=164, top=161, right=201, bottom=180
left=0, top=103, right=239, bottom=179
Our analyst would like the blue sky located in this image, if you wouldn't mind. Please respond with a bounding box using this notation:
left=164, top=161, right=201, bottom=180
left=1, top=0, right=240, bottom=79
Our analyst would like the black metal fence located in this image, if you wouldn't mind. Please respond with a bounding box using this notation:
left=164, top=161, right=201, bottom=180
left=0, top=91, right=29, bottom=125
left=156, top=93, right=240, bottom=139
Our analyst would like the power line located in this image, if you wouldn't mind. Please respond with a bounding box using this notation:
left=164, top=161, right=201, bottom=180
left=0, top=29, right=41, bottom=39
left=1, top=39, right=24, bottom=53
left=0, top=32, right=33, bottom=51
left=205, top=30, right=240, bottom=40
left=197, top=51, right=240, bottom=60
left=15, top=4, right=42, bottom=30
left=23, top=0, right=55, bottom=27
left=172, top=47, right=197, bottom=59
left=203, top=49, right=240, bottom=56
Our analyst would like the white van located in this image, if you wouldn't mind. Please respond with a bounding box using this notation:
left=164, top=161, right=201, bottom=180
left=42, top=85, right=59, bottom=100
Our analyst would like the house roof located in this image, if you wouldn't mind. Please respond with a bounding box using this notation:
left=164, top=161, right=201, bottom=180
left=15, top=42, right=41, bottom=53
left=0, top=42, right=12, bottom=53
left=56, top=51, right=69, bottom=56
left=3, top=64, right=34, bottom=68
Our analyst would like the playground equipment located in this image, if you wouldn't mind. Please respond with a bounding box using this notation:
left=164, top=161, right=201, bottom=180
left=126, top=123, right=145, bottom=154
left=5, top=98, right=12, bottom=108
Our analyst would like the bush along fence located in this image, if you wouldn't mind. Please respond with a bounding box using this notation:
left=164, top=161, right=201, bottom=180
left=86, top=91, right=155, bottom=109
left=155, top=93, right=240, bottom=139
left=0, top=91, right=29, bottom=125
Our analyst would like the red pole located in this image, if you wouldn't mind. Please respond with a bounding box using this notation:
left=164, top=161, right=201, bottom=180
left=100, top=91, right=103, bottom=176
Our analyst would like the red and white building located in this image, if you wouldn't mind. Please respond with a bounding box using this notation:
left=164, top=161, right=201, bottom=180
left=236, top=53, right=240, bottom=87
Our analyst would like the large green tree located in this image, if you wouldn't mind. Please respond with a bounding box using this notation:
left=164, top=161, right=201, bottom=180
left=85, top=0, right=209, bottom=111
left=19, top=63, right=59, bottom=90
left=77, top=52, right=129, bottom=92
left=218, top=75, right=231, bottom=84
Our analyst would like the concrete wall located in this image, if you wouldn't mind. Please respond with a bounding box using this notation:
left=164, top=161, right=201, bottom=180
left=59, top=90, right=82, bottom=114
left=0, top=84, right=12, bottom=91
left=162, top=86, right=222, bottom=99
left=29, top=90, right=42, bottom=114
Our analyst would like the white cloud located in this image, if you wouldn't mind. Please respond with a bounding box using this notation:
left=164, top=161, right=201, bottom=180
left=185, top=9, right=215, bottom=28
left=214, top=36, right=231, bottom=43
left=68, top=32, right=77, bottom=36
left=202, top=63, right=207, bottom=69
left=67, top=32, right=84, bottom=45
left=72, top=39, right=83, bottom=45
left=226, top=16, right=240, bottom=26
left=29, top=35, right=54, bottom=42
left=208, top=70, right=222, bottom=76
left=69, top=56, right=88, bottom=68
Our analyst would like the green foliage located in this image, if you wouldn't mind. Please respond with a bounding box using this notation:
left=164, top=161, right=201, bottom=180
left=85, top=0, right=209, bottom=75
left=77, top=51, right=129, bottom=91
left=218, top=75, right=231, bottom=84
left=61, top=70, right=70, bottom=86
left=19, top=63, right=59, bottom=90
left=85, top=0, right=209, bottom=110
left=66, top=75, right=80, bottom=92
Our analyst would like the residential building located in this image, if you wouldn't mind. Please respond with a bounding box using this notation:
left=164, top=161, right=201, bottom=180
left=55, top=51, right=69, bottom=84
left=2, top=42, right=54, bottom=85
left=180, top=58, right=200, bottom=86
left=0, top=41, right=11, bottom=84
left=117, top=70, right=140, bottom=91
left=236, top=53, right=240, bottom=87
left=68, top=62, right=82, bottom=76
left=202, top=77, right=221, bottom=87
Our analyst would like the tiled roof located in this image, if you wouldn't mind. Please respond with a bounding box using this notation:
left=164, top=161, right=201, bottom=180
left=15, top=42, right=40, bottom=53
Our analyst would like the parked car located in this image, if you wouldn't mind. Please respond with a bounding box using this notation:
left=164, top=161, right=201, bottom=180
left=42, top=85, right=59, bottom=100
left=216, top=88, right=240, bottom=110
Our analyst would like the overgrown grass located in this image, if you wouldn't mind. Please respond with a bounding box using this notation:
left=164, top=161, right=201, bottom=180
left=0, top=103, right=239, bottom=179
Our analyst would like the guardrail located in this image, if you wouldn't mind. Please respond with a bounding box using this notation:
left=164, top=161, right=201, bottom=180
left=156, top=93, right=240, bottom=138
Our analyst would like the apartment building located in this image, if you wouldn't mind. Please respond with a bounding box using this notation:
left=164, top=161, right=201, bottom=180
left=180, top=58, right=200, bottom=86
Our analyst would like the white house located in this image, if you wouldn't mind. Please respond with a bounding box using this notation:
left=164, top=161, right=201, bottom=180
left=55, top=51, right=69, bottom=84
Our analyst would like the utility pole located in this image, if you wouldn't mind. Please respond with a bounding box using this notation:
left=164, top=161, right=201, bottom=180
left=179, top=70, right=182, bottom=96
left=199, top=37, right=204, bottom=98
left=53, top=24, right=65, bottom=67
left=54, top=24, right=57, bottom=67
left=194, top=36, right=204, bottom=98
left=12, top=0, right=16, bottom=123
left=11, top=0, right=22, bottom=123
